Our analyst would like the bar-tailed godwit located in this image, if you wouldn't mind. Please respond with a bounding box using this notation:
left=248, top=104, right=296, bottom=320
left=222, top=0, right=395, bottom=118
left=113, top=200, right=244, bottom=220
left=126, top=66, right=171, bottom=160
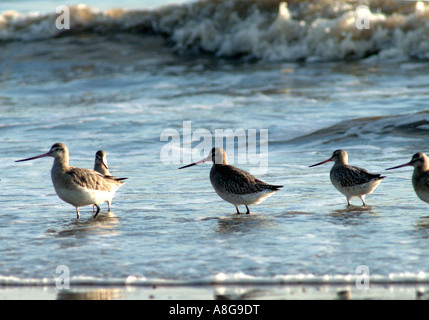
left=179, top=147, right=283, bottom=214
left=309, top=149, right=385, bottom=206
left=386, top=152, right=429, bottom=204
left=94, top=150, right=111, bottom=176
left=93, top=150, right=126, bottom=212
left=15, top=143, right=127, bottom=219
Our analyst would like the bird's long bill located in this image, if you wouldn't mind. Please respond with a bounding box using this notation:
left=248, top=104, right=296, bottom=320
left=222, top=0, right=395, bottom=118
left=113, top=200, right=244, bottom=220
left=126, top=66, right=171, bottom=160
left=15, top=152, right=51, bottom=162
left=101, top=160, right=109, bottom=170
left=385, top=162, right=411, bottom=170
left=178, top=155, right=210, bottom=169
left=309, top=158, right=331, bottom=168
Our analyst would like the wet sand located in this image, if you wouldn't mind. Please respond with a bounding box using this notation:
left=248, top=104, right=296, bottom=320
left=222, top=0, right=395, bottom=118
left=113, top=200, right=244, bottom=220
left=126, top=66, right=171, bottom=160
left=1, top=283, right=429, bottom=300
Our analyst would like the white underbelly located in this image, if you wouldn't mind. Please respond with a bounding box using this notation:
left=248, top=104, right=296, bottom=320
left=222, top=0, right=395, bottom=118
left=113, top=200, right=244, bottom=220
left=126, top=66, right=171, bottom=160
left=331, top=179, right=381, bottom=197
left=214, top=188, right=275, bottom=206
left=54, top=185, right=116, bottom=207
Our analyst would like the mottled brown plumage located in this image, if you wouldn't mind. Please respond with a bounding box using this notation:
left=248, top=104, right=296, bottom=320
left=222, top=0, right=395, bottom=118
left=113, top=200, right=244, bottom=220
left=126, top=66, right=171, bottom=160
left=210, top=165, right=281, bottom=195
left=330, top=164, right=384, bottom=188
left=310, top=149, right=385, bottom=206
left=64, top=167, right=119, bottom=191
left=16, top=143, right=127, bottom=219
left=179, top=147, right=283, bottom=214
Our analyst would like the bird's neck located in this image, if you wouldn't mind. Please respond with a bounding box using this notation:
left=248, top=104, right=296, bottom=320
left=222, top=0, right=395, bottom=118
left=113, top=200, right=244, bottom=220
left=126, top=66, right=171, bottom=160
left=334, top=159, right=348, bottom=166
left=414, top=162, right=429, bottom=175
left=52, top=155, right=69, bottom=172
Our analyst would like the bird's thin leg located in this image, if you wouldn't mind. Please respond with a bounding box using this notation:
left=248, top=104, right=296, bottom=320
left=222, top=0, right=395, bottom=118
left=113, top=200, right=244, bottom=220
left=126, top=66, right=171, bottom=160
left=235, top=206, right=241, bottom=215
left=245, top=206, right=250, bottom=214
left=93, top=204, right=101, bottom=218
left=76, top=208, right=80, bottom=219
left=360, top=196, right=366, bottom=206
left=107, top=201, right=111, bottom=212
left=347, top=198, right=351, bottom=207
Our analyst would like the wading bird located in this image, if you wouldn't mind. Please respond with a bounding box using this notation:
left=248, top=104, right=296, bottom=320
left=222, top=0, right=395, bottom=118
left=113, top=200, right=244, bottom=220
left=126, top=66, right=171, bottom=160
left=179, top=147, right=283, bottom=214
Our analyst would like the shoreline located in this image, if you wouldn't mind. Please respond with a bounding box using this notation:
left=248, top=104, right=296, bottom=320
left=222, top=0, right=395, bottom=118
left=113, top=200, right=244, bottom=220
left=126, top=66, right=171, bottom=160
left=1, top=283, right=428, bottom=300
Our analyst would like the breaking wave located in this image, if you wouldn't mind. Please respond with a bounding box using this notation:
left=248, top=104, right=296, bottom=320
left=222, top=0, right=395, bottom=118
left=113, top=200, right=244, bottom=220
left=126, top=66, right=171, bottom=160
left=290, top=110, right=429, bottom=145
left=1, top=0, right=429, bottom=62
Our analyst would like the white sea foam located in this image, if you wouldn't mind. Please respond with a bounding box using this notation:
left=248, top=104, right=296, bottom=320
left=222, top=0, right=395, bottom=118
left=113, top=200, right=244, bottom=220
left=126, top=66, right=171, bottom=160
left=1, top=271, right=428, bottom=286
left=1, top=0, right=429, bottom=61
